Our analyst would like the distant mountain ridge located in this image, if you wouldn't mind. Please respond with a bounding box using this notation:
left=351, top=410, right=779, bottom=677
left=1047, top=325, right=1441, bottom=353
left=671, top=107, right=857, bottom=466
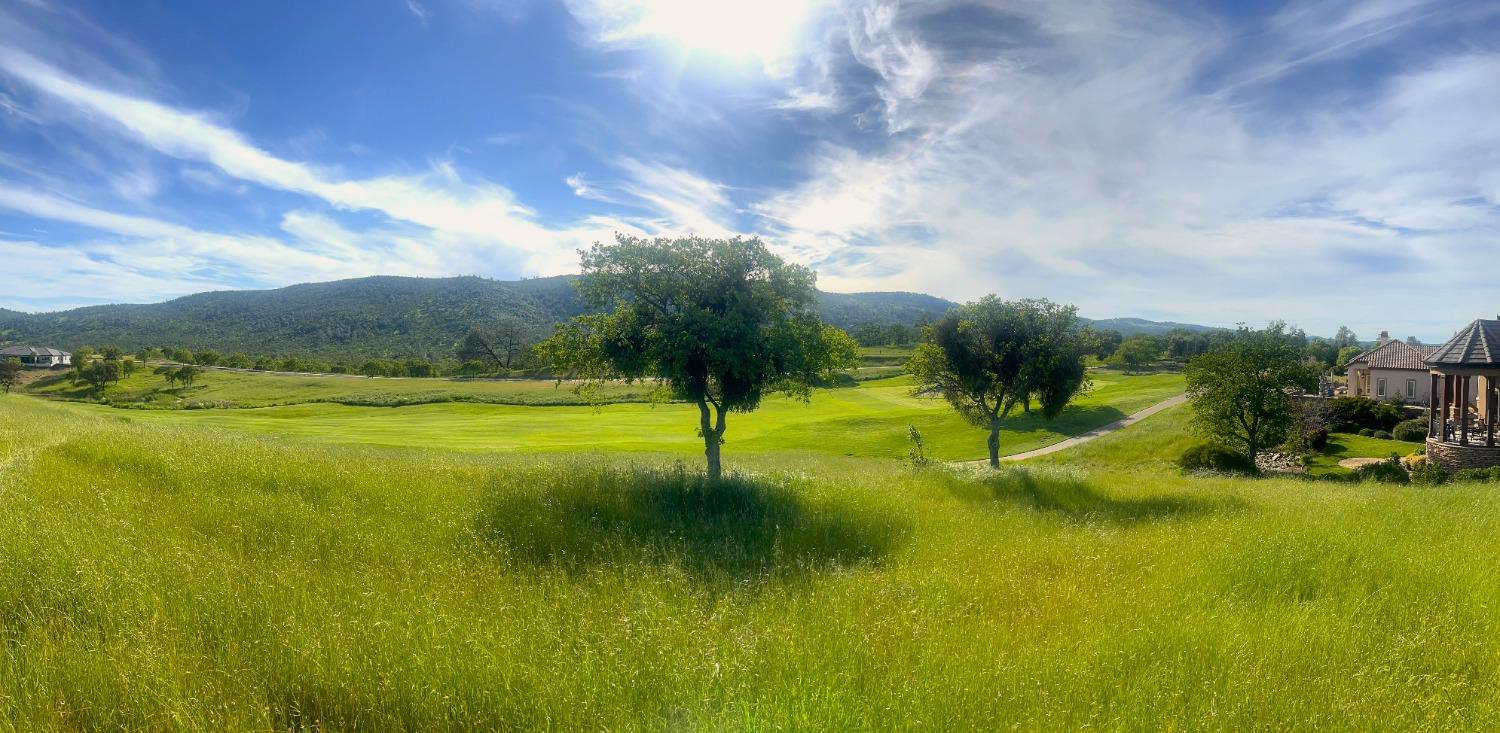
left=0, top=276, right=1215, bottom=360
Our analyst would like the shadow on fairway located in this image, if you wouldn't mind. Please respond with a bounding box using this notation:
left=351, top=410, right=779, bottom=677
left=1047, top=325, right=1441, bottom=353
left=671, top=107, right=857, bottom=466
left=477, top=463, right=901, bottom=581
left=1003, top=404, right=1130, bottom=438
left=950, top=467, right=1234, bottom=524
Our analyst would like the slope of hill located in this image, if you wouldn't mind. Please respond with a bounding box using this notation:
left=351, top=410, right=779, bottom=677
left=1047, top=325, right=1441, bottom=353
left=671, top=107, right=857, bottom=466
left=0, top=276, right=957, bottom=361
left=0, top=276, right=1214, bottom=360
left=1085, top=317, right=1222, bottom=336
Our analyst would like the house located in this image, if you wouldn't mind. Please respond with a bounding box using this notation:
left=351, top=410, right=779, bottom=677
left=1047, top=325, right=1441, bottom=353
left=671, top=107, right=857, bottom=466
left=1345, top=337, right=1436, bottom=404
left=0, top=345, right=72, bottom=368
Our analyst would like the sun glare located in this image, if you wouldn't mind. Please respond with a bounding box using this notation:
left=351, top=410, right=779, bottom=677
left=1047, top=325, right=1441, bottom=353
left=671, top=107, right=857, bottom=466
left=614, top=0, right=818, bottom=60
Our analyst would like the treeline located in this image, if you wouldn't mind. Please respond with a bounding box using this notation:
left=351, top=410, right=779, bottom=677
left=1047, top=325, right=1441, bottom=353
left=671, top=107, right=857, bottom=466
left=1094, top=324, right=1370, bottom=374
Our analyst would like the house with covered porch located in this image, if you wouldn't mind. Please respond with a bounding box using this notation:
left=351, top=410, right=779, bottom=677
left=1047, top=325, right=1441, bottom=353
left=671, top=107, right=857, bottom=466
left=0, top=345, right=72, bottom=367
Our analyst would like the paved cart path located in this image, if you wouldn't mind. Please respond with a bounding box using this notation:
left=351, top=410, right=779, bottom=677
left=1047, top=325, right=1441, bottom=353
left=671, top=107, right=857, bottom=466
left=959, top=393, right=1188, bottom=465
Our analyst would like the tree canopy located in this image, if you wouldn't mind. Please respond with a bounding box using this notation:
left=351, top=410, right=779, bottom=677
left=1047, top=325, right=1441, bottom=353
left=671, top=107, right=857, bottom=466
left=0, top=358, right=20, bottom=394
left=1184, top=322, right=1321, bottom=463
left=536, top=234, right=858, bottom=479
left=907, top=297, right=1094, bottom=467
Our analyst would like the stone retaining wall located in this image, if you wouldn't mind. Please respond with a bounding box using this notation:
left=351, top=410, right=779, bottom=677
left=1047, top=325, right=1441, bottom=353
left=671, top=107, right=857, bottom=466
left=1425, top=438, right=1500, bottom=471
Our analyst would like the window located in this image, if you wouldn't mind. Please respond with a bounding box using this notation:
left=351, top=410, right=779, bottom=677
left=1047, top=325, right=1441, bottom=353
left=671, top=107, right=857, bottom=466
left=1407, top=379, right=1416, bottom=398
left=1377, top=378, right=1386, bottom=397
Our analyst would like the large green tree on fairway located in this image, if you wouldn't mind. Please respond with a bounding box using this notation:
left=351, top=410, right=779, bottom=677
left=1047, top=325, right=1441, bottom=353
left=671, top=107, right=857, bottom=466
left=1184, top=322, right=1321, bottom=464
left=907, top=297, right=1094, bottom=468
left=536, top=234, right=858, bottom=479
left=0, top=358, right=21, bottom=393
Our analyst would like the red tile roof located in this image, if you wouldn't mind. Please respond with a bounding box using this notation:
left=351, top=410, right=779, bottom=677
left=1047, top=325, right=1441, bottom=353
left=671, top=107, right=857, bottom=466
left=1347, top=339, right=1436, bottom=371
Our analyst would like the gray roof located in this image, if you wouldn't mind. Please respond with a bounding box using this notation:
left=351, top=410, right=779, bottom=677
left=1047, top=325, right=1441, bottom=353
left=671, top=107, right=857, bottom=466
left=1346, top=340, right=1437, bottom=371
left=1426, top=319, right=1500, bottom=367
left=0, top=345, right=70, bottom=357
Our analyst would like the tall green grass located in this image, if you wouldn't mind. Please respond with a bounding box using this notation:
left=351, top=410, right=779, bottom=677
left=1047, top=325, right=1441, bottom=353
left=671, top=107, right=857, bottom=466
left=6, top=395, right=1500, bottom=729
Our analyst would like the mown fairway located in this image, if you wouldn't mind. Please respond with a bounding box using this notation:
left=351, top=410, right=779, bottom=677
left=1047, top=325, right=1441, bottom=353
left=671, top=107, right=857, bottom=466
left=54, top=371, right=1184, bottom=461
left=6, top=395, right=1500, bottom=729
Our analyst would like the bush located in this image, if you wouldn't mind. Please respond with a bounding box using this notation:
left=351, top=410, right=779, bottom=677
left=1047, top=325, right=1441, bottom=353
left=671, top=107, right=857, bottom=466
left=1451, top=466, right=1500, bottom=483
left=1408, top=459, right=1447, bottom=485
left=1392, top=419, right=1428, bottom=442
left=1356, top=456, right=1409, bottom=484
left=1330, top=396, right=1404, bottom=432
left=1178, top=443, right=1257, bottom=474
left=1358, top=428, right=1375, bottom=437
left=1372, top=430, right=1392, bottom=440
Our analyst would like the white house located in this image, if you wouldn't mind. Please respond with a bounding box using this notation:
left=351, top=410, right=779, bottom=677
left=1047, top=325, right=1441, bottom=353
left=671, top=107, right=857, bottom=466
left=1346, top=338, right=1435, bottom=404
left=0, top=345, right=72, bottom=367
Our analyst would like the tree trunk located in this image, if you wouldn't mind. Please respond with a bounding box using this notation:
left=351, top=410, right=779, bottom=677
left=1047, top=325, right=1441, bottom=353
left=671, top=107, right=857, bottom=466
left=698, top=399, right=725, bottom=480
left=987, top=419, right=1002, bottom=469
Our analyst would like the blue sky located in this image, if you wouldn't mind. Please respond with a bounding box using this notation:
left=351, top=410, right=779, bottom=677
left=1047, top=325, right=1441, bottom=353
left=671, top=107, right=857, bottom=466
left=1, top=0, right=1498, bottom=339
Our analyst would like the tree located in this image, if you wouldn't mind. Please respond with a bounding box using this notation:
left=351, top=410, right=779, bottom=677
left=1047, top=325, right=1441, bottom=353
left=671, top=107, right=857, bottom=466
left=458, top=315, right=537, bottom=372
left=536, top=234, right=858, bottom=479
left=1093, top=329, right=1123, bottom=359
left=155, top=364, right=181, bottom=386
left=1108, top=335, right=1161, bottom=373
left=0, top=358, right=21, bottom=393
left=906, top=297, right=1094, bottom=468
left=1332, top=326, right=1359, bottom=350
left=1184, top=322, right=1321, bottom=464
left=81, top=360, right=121, bottom=394
left=1405, top=336, right=1421, bottom=346
left=1304, top=337, right=1338, bottom=369
left=175, top=365, right=200, bottom=386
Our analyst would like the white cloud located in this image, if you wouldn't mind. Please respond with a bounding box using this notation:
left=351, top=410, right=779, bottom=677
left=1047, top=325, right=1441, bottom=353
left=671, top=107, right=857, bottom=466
left=743, top=0, right=1500, bottom=337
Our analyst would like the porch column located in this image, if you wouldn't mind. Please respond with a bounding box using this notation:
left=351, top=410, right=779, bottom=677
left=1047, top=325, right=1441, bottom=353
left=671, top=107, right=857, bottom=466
left=1460, top=375, right=1470, bottom=445
left=1441, top=374, right=1452, bottom=441
left=1430, top=372, right=1441, bottom=436
left=1482, top=377, right=1494, bottom=446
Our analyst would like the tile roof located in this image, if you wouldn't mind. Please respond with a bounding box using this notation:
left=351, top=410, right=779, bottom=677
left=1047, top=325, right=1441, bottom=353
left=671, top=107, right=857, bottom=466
left=1347, top=339, right=1437, bottom=371
left=1426, top=319, right=1500, bottom=367
left=0, top=345, right=70, bottom=358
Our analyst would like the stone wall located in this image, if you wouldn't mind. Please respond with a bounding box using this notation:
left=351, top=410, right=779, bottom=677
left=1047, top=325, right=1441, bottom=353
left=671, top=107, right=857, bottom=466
left=1425, top=438, right=1500, bottom=471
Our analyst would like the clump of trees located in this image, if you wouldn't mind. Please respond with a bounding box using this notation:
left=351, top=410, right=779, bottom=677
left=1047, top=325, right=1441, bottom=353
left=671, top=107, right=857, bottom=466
left=537, top=234, right=858, bottom=479
left=1184, top=322, right=1321, bottom=464
left=906, top=297, right=1094, bottom=468
left=155, top=364, right=201, bottom=387
left=851, top=322, right=921, bottom=348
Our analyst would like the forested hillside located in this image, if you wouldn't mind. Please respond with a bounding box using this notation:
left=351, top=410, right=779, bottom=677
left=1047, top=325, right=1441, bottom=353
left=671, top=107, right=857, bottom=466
left=0, top=276, right=956, bottom=361
left=0, top=275, right=1215, bottom=360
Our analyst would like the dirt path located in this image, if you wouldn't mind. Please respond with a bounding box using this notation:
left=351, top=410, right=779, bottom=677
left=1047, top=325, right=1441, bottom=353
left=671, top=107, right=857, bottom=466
left=959, top=394, right=1188, bottom=465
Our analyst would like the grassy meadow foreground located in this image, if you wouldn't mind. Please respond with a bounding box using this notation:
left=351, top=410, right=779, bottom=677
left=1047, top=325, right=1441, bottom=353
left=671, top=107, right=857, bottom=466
left=6, top=395, right=1500, bottom=728
left=42, top=369, right=1183, bottom=461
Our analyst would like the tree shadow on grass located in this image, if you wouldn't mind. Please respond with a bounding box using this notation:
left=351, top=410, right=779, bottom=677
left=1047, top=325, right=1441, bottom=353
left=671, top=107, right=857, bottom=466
left=476, top=464, right=902, bottom=582
left=948, top=467, right=1236, bottom=525
left=1002, top=404, right=1129, bottom=439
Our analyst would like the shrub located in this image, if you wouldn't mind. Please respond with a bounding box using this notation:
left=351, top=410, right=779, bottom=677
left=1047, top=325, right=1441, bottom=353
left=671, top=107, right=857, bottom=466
left=1330, top=396, right=1404, bottom=432
left=1451, top=466, right=1500, bottom=483
left=1372, top=430, right=1392, bottom=440
left=1356, top=456, right=1409, bottom=484
left=1392, top=419, right=1428, bottom=442
left=1178, top=443, right=1257, bottom=475
left=1408, top=459, right=1447, bottom=485
left=1358, top=428, right=1375, bottom=437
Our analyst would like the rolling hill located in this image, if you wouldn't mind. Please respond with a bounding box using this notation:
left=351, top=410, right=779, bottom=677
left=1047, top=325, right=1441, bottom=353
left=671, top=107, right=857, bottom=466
left=0, top=276, right=1214, bottom=361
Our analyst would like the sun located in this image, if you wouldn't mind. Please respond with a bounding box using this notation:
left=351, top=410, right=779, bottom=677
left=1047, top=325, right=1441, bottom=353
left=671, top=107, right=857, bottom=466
left=608, top=0, right=820, bottom=61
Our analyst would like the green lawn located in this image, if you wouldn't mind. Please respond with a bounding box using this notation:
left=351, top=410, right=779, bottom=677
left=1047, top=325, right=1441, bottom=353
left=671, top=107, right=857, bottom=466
left=51, top=371, right=1185, bottom=462
left=9, top=395, right=1500, bottom=728
left=1305, top=431, right=1425, bottom=477
left=27, top=364, right=653, bottom=408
